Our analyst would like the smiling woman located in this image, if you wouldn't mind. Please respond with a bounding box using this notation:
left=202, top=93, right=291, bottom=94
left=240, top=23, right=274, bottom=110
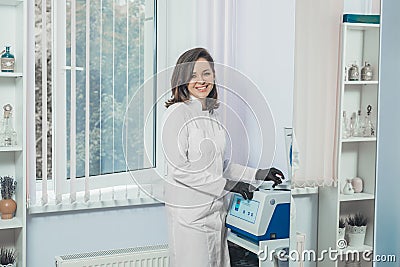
left=187, top=58, right=214, bottom=99
left=163, top=48, right=238, bottom=267
left=162, top=47, right=284, bottom=267
left=165, top=48, right=218, bottom=113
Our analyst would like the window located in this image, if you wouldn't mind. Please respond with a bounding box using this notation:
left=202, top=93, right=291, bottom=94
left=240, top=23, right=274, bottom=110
left=32, top=0, right=157, bottom=209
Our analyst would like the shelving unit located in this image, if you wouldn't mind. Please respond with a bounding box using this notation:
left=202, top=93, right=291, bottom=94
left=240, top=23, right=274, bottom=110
left=339, top=193, right=374, bottom=202
left=0, top=217, right=23, bottom=230
left=0, top=1, right=26, bottom=266
left=0, top=146, right=23, bottom=152
left=344, top=81, right=378, bottom=85
left=339, top=244, right=373, bottom=255
left=340, top=137, right=376, bottom=143
left=0, top=0, right=23, bottom=6
left=318, top=21, right=380, bottom=267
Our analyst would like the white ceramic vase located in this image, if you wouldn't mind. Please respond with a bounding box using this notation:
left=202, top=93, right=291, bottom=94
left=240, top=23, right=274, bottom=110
left=351, top=177, right=363, bottom=193
left=345, top=260, right=361, bottom=267
left=343, top=179, right=355, bottom=195
left=338, top=227, right=345, bottom=241
left=347, top=225, right=367, bottom=247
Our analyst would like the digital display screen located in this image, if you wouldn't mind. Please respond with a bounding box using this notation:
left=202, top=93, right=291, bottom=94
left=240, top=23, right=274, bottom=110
left=229, top=194, right=260, bottom=224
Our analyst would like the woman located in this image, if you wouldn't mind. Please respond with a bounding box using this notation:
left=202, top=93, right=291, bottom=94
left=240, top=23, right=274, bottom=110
left=162, top=47, right=284, bottom=267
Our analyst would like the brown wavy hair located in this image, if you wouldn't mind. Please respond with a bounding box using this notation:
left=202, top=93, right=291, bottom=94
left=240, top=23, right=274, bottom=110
left=165, top=47, right=218, bottom=113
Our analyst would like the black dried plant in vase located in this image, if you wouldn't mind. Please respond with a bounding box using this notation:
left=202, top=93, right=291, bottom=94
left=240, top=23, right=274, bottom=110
left=0, top=176, right=17, bottom=199
left=347, top=213, right=368, bottom=227
left=339, top=218, right=346, bottom=228
left=0, top=247, right=16, bottom=265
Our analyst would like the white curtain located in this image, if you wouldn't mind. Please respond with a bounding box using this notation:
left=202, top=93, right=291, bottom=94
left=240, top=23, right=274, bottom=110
left=292, top=0, right=344, bottom=187
left=195, top=1, right=236, bottom=67
left=27, top=0, right=36, bottom=205
left=194, top=1, right=244, bottom=163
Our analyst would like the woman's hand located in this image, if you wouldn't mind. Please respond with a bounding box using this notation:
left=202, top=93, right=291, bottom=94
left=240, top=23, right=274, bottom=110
left=255, top=167, right=285, bottom=188
left=225, top=180, right=257, bottom=200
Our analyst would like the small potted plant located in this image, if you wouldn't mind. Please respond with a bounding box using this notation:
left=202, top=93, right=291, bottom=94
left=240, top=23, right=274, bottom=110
left=0, top=247, right=16, bottom=267
left=0, top=176, right=17, bottom=220
left=338, top=217, right=346, bottom=241
left=346, top=213, right=367, bottom=247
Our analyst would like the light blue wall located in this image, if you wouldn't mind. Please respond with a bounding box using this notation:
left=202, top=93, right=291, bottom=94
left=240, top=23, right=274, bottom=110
left=374, top=0, right=400, bottom=264
left=27, top=205, right=168, bottom=266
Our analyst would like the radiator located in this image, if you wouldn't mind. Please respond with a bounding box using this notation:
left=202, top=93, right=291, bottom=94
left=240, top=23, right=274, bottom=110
left=55, top=244, right=169, bottom=267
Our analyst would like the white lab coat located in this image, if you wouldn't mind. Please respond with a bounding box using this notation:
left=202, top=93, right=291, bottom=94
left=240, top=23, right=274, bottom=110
left=162, top=99, right=257, bottom=267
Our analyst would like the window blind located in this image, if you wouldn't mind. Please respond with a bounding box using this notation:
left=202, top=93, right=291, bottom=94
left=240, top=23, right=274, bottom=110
left=29, top=0, right=158, bottom=212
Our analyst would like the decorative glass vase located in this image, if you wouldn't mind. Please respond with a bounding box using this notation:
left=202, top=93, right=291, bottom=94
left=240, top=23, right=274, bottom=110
left=348, top=63, right=359, bottom=81
left=342, top=111, right=350, bottom=139
left=0, top=104, right=17, bottom=147
left=361, top=61, right=373, bottom=81
left=363, top=105, right=375, bottom=137
left=1, top=46, right=15, bottom=72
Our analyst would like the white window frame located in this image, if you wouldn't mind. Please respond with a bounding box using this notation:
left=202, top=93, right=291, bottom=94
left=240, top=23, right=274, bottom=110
left=31, top=0, right=163, bottom=212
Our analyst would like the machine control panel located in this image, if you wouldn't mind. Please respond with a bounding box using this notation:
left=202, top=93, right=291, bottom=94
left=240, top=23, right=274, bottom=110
left=229, top=194, right=260, bottom=224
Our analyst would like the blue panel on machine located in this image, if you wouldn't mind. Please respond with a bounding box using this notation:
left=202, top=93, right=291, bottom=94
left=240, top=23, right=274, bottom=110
left=226, top=203, right=290, bottom=243
left=264, top=203, right=290, bottom=239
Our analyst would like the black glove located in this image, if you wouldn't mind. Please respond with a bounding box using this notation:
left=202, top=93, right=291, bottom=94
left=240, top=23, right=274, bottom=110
left=255, top=167, right=285, bottom=188
left=225, top=180, right=256, bottom=200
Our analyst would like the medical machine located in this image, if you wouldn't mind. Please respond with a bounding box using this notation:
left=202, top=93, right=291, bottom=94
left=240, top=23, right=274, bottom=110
left=226, top=188, right=291, bottom=267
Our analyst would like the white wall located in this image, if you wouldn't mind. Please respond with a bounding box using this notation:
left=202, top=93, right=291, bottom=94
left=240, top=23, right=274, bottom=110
left=374, top=0, right=400, bottom=262
left=235, top=0, right=294, bottom=173
left=344, top=0, right=380, bottom=14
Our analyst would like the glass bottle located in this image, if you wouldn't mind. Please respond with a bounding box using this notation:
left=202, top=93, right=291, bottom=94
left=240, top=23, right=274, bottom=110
left=353, top=110, right=362, bottom=137
left=1, top=46, right=15, bottom=72
left=349, top=112, right=356, bottom=137
left=361, top=61, right=373, bottom=81
left=1, top=104, right=17, bottom=146
left=342, top=111, right=350, bottom=139
left=364, top=105, right=375, bottom=137
left=348, top=63, right=359, bottom=81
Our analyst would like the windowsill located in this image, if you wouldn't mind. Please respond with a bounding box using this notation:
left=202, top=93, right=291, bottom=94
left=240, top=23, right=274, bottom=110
left=291, top=187, right=319, bottom=195
left=28, top=183, right=164, bottom=214
left=28, top=187, right=319, bottom=214
left=28, top=197, right=163, bottom=214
